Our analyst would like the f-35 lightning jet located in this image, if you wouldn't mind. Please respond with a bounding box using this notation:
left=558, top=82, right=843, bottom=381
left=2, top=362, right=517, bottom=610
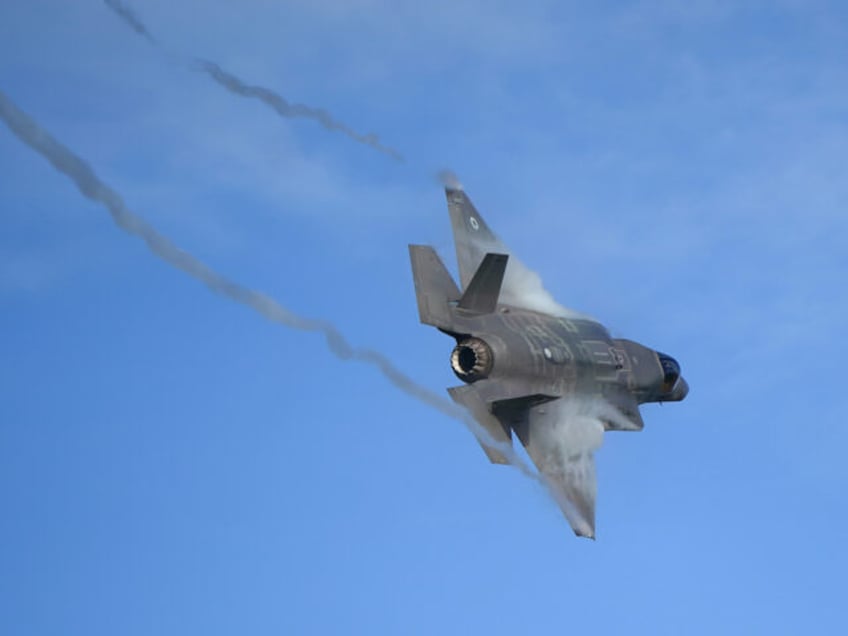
left=409, top=185, right=688, bottom=538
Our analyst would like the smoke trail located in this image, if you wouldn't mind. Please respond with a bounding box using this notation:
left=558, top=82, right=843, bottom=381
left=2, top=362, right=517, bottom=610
left=104, top=0, right=156, bottom=44
left=0, top=88, right=533, bottom=482
left=192, top=60, right=404, bottom=162
left=102, top=0, right=403, bottom=162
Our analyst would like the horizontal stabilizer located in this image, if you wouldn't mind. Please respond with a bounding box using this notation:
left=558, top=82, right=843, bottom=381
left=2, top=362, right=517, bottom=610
left=409, top=245, right=460, bottom=330
left=448, top=384, right=513, bottom=465
left=458, top=252, right=508, bottom=314
left=470, top=378, right=553, bottom=407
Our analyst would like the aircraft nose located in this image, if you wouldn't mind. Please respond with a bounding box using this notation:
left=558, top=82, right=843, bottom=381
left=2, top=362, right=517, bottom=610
left=670, top=377, right=689, bottom=401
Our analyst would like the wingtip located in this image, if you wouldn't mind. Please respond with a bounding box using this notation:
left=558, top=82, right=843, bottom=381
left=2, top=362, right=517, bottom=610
left=437, top=169, right=464, bottom=192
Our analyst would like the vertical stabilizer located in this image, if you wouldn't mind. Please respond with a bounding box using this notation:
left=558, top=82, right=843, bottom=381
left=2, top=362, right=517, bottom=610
left=408, top=245, right=460, bottom=330
left=458, top=252, right=508, bottom=314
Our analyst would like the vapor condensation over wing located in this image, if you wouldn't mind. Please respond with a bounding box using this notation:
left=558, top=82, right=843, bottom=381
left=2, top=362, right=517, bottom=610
left=102, top=0, right=403, bottom=162
left=438, top=169, right=588, bottom=320
left=0, top=89, right=530, bottom=482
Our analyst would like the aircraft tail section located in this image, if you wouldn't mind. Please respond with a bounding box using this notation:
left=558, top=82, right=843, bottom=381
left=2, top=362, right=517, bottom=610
left=458, top=252, right=508, bottom=314
left=408, top=245, right=460, bottom=330
left=445, top=187, right=511, bottom=291
left=448, top=384, right=513, bottom=464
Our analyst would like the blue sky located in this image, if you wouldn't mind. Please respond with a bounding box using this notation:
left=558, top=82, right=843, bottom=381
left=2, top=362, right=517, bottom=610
left=1, top=1, right=846, bottom=634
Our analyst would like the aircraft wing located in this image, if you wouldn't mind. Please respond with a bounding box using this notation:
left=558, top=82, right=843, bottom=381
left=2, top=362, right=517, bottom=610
left=445, top=186, right=510, bottom=290
left=512, top=399, right=605, bottom=539
left=450, top=380, right=605, bottom=538
left=444, top=186, right=585, bottom=319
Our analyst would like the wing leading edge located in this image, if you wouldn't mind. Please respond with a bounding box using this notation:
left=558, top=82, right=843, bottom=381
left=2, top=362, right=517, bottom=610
left=444, top=186, right=587, bottom=320
left=514, top=400, right=603, bottom=539
left=445, top=187, right=507, bottom=291
left=450, top=381, right=604, bottom=539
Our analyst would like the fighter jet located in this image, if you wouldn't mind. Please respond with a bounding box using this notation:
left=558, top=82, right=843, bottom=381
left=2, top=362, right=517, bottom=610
left=409, top=185, right=688, bottom=538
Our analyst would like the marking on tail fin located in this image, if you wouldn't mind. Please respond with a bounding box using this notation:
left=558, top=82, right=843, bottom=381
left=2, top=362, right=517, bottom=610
left=445, top=188, right=508, bottom=290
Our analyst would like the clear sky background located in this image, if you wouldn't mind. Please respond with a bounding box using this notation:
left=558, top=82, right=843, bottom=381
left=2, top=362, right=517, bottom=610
left=1, top=1, right=846, bottom=634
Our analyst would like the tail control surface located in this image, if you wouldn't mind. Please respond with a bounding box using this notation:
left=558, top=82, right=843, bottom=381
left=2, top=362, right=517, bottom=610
left=408, top=245, right=460, bottom=330
left=458, top=252, right=508, bottom=314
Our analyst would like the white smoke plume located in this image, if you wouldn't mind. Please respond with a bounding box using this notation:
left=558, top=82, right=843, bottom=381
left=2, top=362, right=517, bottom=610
left=0, top=88, right=534, bottom=483
left=103, top=0, right=403, bottom=162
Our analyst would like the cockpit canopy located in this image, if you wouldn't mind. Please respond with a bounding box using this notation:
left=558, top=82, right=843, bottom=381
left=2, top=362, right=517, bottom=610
left=658, top=353, right=681, bottom=394
left=611, top=339, right=688, bottom=403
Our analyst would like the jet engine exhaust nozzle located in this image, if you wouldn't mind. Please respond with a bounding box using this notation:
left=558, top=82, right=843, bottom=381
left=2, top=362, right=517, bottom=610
left=450, top=337, right=493, bottom=383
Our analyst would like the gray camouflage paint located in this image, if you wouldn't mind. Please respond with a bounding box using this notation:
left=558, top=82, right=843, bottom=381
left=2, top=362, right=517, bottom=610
left=409, top=186, right=688, bottom=538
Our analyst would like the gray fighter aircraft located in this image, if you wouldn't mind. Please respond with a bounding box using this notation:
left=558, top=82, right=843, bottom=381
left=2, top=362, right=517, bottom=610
left=409, top=185, right=688, bottom=538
